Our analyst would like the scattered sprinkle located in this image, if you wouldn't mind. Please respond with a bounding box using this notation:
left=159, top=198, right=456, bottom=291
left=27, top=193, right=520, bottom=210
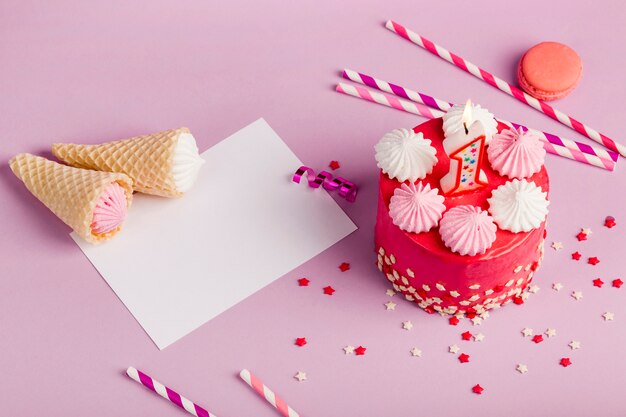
left=402, top=321, right=413, bottom=331
left=474, top=333, right=485, bottom=342
left=529, top=285, right=540, bottom=293
left=458, top=353, right=470, bottom=363
left=343, top=345, right=355, bottom=354
left=354, top=345, right=367, bottom=355
left=551, top=241, right=563, bottom=251
left=603, top=312, right=615, bottom=321
left=294, top=371, right=307, bottom=382
left=560, top=358, right=572, bottom=367
left=513, top=296, right=524, bottom=305
left=545, top=328, right=557, bottom=338
left=588, top=257, right=600, bottom=266
left=328, top=160, right=340, bottom=170
left=295, top=337, right=307, bottom=347
left=571, top=291, right=583, bottom=301
left=522, top=328, right=534, bottom=337
left=461, top=331, right=473, bottom=341
left=605, top=216, right=617, bottom=228
left=384, top=301, right=396, bottom=310
left=471, top=316, right=483, bottom=325
left=472, top=384, right=484, bottom=394
left=386, top=289, right=396, bottom=296
left=449, top=344, right=460, bottom=354
left=576, top=231, right=588, bottom=241
left=571, top=251, right=582, bottom=261
left=613, top=279, right=623, bottom=288
left=553, top=283, right=563, bottom=291
left=449, top=316, right=460, bottom=326
left=532, top=335, right=544, bottom=344
left=323, top=286, right=335, bottom=295
left=593, top=278, right=604, bottom=288
left=298, top=278, right=310, bottom=286
left=338, top=262, right=350, bottom=272
left=516, top=364, right=528, bottom=374
left=582, top=228, right=592, bottom=235
left=569, top=340, right=581, bottom=350
left=410, top=347, right=422, bottom=357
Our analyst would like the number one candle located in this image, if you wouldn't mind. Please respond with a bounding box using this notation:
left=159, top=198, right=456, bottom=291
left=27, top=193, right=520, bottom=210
left=440, top=100, right=488, bottom=195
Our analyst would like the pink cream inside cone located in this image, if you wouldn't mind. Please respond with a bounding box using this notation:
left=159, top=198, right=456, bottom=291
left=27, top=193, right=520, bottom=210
left=91, top=182, right=128, bottom=235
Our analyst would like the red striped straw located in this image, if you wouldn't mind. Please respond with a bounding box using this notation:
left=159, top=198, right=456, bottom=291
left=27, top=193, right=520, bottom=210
left=385, top=20, right=626, bottom=158
left=239, top=369, right=301, bottom=417
left=126, top=367, right=217, bottom=417
left=341, top=69, right=617, bottom=171
left=336, top=82, right=614, bottom=171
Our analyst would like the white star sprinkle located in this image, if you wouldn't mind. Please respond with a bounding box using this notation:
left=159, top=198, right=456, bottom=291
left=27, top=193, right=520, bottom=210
left=521, top=327, right=534, bottom=337
left=402, top=321, right=413, bottom=330
left=545, top=328, right=557, bottom=338
left=294, top=371, right=307, bottom=382
left=343, top=345, right=355, bottom=355
left=516, top=364, right=528, bottom=374
left=582, top=228, right=593, bottom=235
left=386, top=289, right=396, bottom=297
left=449, top=344, right=460, bottom=354
left=603, top=312, right=614, bottom=321
left=474, top=333, right=485, bottom=342
left=471, top=317, right=483, bottom=326
left=410, top=347, right=422, bottom=357
left=384, top=301, right=397, bottom=310
left=569, top=340, right=581, bottom=350
left=553, top=283, right=563, bottom=291
left=551, top=241, right=563, bottom=251
left=572, top=291, right=583, bottom=301
left=479, top=311, right=490, bottom=319
left=529, top=285, right=540, bottom=294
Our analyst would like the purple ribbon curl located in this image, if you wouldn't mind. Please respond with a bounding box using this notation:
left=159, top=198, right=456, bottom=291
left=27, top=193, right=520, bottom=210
left=292, top=166, right=358, bottom=202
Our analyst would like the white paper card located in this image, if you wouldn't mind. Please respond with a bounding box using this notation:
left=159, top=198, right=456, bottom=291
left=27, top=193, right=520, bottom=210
left=72, top=118, right=357, bottom=349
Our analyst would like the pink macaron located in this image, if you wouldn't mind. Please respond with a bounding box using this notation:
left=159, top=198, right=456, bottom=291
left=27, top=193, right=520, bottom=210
left=517, top=42, right=582, bottom=101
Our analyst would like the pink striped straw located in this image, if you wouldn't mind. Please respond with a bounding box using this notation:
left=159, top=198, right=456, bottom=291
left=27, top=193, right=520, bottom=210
left=336, top=82, right=614, bottom=171
left=239, top=369, right=301, bottom=417
left=385, top=20, right=626, bottom=158
left=126, top=367, right=217, bottom=417
left=342, top=69, right=617, bottom=171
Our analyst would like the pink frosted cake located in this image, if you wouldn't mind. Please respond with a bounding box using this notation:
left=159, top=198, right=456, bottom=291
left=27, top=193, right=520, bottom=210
left=374, top=102, right=550, bottom=317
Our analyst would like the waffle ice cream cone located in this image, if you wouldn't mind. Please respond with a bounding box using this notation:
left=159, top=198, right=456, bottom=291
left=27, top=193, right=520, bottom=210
left=10, top=153, right=133, bottom=244
left=52, top=128, right=204, bottom=198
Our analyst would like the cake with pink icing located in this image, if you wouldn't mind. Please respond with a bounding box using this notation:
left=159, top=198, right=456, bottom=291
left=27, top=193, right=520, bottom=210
left=374, top=102, right=549, bottom=317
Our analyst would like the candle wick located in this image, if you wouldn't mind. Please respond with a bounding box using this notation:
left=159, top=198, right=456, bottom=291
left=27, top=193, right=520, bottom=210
left=463, top=122, right=469, bottom=135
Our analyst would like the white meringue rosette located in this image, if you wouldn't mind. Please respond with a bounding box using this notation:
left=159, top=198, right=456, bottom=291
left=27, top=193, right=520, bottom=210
left=172, top=132, right=205, bottom=193
left=487, top=127, right=546, bottom=179
left=375, top=128, right=438, bottom=182
left=439, top=205, right=497, bottom=256
left=389, top=182, right=446, bottom=233
left=442, top=103, right=498, bottom=141
left=487, top=179, right=549, bottom=233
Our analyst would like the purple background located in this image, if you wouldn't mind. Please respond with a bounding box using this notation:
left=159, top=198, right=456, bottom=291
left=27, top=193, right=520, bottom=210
left=2, top=1, right=626, bottom=415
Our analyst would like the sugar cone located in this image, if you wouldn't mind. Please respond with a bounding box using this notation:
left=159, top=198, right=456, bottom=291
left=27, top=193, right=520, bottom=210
left=9, top=153, right=133, bottom=244
left=52, top=128, right=190, bottom=198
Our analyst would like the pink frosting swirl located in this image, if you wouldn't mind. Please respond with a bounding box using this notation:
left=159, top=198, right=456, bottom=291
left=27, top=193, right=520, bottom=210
left=487, top=127, right=546, bottom=179
left=91, top=182, right=128, bottom=235
left=439, top=205, right=497, bottom=256
left=389, top=182, right=446, bottom=233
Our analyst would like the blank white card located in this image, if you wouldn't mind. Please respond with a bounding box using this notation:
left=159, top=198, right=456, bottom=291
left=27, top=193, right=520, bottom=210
left=73, top=118, right=357, bottom=349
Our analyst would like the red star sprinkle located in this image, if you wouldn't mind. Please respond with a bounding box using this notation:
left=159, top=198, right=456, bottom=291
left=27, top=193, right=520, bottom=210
left=513, top=296, right=524, bottom=305
left=560, top=357, right=572, bottom=367
left=461, top=331, right=473, bottom=341
left=472, top=384, right=484, bottom=394
left=323, top=286, right=335, bottom=295
left=466, top=311, right=477, bottom=319
left=298, top=278, right=310, bottom=287
left=593, top=278, right=604, bottom=288
left=613, top=279, right=623, bottom=288
left=449, top=316, right=460, bottom=326
left=354, top=345, right=366, bottom=355
left=532, top=335, right=544, bottom=344
left=576, top=231, right=588, bottom=241
left=338, top=262, right=350, bottom=272
left=571, top=251, right=582, bottom=261
left=295, top=337, right=307, bottom=347
left=458, top=353, right=470, bottom=363
left=605, top=216, right=617, bottom=228
left=588, top=257, right=600, bottom=266
left=328, top=160, right=340, bottom=170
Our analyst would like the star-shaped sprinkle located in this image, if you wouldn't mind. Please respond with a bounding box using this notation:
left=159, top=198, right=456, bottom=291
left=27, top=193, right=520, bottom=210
left=551, top=241, right=563, bottom=251
left=529, top=285, right=540, bottom=294
left=576, top=231, right=588, bottom=241
left=569, top=340, right=581, bottom=350
left=449, top=316, right=460, bottom=326
left=571, top=251, right=582, bottom=261
left=384, top=301, right=396, bottom=310
left=328, top=160, right=340, bottom=170
left=410, top=347, right=422, bottom=357
left=458, top=353, right=470, bottom=363
left=603, top=312, right=614, bottom=321
left=343, top=345, right=355, bottom=354
left=472, top=384, right=484, bottom=394
left=298, top=278, right=310, bottom=286
left=545, top=328, right=557, bottom=338
left=571, top=290, right=583, bottom=300
left=354, top=345, right=367, bottom=355
left=613, top=279, right=623, bottom=288
left=471, top=316, right=483, bottom=325
left=295, top=337, right=307, bottom=347
left=588, top=257, right=600, bottom=265
left=553, top=283, right=563, bottom=291
left=461, top=331, right=473, bottom=341
left=522, top=327, right=534, bottom=337
left=593, top=278, right=604, bottom=288
left=338, top=262, right=350, bottom=272
left=386, top=289, right=396, bottom=296
left=605, top=216, right=617, bottom=228
left=513, top=296, right=524, bottom=305
left=582, top=228, right=592, bottom=235
left=402, top=321, right=413, bottom=331
left=449, top=344, right=460, bottom=354
left=532, top=335, right=544, bottom=344
left=516, top=364, right=528, bottom=374
left=323, top=286, right=335, bottom=295
left=474, top=333, right=485, bottom=342
left=294, top=371, right=307, bottom=381
left=560, top=358, right=572, bottom=367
